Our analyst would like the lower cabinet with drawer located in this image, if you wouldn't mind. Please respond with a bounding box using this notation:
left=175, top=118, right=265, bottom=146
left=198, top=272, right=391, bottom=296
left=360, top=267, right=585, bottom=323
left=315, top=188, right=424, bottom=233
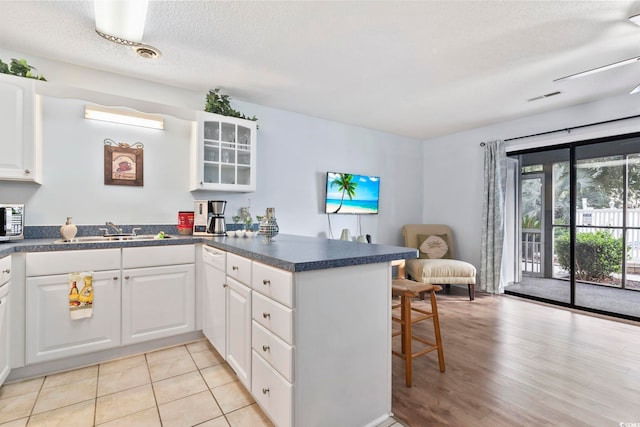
left=24, top=245, right=196, bottom=364
left=25, top=249, right=122, bottom=364
left=122, top=246, right=195, bottom=345
left=250, top=261, right=294, bottom=427
left=225, top=252, right=253, bottom=390
left=201, top=248, right=393, bottom=427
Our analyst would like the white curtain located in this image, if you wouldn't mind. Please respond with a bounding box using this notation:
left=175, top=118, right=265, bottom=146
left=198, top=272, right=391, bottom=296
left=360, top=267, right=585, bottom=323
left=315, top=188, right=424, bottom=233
left=480, top=140, right=507, bottom=294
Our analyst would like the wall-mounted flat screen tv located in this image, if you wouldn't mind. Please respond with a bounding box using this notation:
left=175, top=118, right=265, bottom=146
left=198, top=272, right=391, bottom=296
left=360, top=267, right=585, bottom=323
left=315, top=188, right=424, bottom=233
left=325, top=172, right=380, bottom=214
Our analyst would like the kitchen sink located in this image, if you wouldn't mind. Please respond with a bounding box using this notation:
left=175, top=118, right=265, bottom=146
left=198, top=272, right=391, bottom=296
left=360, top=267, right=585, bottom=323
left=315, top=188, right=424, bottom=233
left=54, top=234, right=172, bottom=244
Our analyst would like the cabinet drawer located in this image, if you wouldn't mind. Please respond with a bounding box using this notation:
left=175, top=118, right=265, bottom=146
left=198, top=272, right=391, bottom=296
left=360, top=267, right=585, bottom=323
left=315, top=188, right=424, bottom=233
left=122, top=245, right=195, bottom=268
left=252, top=292, right=292, bottom=344
left=0, top=256, right=10, bottom=284
left=252, top=350, right=292, bottom=427
left=252, top=262, right=292, bottom=308
left=227, top=252, right=251, bottom=284
left=252, top=321, right=293, bottom=382
left=202, top=245, right=225, bottom=271
left=26, top=249, right=120, bottom=276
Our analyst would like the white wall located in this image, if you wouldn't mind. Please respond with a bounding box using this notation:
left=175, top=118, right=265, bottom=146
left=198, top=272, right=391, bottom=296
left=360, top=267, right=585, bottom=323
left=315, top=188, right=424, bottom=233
left=423, top=91, right=640, bottom=270
left=0, top=49, right=423, bottom=245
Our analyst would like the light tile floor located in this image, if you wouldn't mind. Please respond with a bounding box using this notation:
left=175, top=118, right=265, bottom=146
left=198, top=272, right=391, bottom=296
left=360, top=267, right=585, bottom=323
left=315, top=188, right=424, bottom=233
left=0, top=340, right=405, bottom=427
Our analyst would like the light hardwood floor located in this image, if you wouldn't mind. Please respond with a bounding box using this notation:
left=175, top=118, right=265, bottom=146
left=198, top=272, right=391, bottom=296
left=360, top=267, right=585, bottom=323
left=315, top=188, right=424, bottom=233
left=391, top=286, right=640, bottom=426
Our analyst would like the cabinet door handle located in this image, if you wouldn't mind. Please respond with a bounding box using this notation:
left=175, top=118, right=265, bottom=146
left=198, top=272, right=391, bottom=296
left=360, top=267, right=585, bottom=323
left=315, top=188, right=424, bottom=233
left=2, top=269, right=9, bottom=274
left=262, top=387, right=270, bottom=395
left=232, top=266, right=239, bottom=271
left=262, top=345, right=270, bottom=352
left=24, top=169, right=31, bottom=174
left=124, top=276, right=130, bottom=280
left=263, top=312, right=270, bottom=319
left=113, top=276, right=118, bottom=280
left=223, top=283, right=228, bottom=288
left=262, top=279, right=270, bottom=286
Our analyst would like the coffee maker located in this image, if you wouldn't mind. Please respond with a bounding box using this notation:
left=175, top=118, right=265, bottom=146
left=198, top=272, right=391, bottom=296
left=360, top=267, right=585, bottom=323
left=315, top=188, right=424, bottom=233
left=207, top=200, right=227, bottom=236
left=193, top=200, right=227, bottom=236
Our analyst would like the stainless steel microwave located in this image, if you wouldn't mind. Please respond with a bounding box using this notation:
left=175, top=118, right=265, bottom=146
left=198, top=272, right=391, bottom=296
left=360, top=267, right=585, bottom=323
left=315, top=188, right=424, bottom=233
left=0, top=204, right=24, bottom=241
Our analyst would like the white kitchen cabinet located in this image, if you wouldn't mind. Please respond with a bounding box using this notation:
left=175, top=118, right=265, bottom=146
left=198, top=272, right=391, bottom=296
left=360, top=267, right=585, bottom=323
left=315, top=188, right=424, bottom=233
left=250, top=261, right=294, bottom=426
left=202, top=245, right=227, bottom=357
left=226, top=275, right=252, bottom=390
left=0, top=74, right=42, bottom=182
left=121, top=246, right=195, bottom=345
left=190, top=111, right=256, bottom=192
left=25, top=249, right=122, bottom=364
left=252, top=350, right=292, bottom=427
left=249, top=260, right=391, bottom=427
left=0, top=256, right=11, bottom=386
left=25, top=270, right=121, bottom=364
left=23, top=246, right=195, bottom=364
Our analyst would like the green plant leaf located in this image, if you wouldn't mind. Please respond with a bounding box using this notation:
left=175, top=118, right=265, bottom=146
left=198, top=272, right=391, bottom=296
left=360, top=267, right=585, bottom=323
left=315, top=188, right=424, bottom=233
left=0, top=58, right=46, bottom=80
left=204, top=88, right=258, bottom=126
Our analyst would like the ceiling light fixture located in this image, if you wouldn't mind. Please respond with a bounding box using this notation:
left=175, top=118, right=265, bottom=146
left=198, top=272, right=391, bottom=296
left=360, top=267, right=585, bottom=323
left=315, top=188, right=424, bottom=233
left=553, top=56, right=640, bottom=82
left=85, top=105, right=164, bottom=129
left=94, top=0, right=149, bottom=45
left=133, top=45, right=161, bottom=59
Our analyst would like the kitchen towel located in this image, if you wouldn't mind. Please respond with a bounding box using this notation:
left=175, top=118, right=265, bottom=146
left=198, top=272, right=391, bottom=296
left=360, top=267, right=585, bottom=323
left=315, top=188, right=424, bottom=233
left=69, top=271, right=94, bottom=319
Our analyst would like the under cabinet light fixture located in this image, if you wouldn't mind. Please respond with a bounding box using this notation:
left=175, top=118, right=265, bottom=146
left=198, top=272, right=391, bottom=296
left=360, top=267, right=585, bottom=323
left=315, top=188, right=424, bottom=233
left=85, top=105, right=164, bottom=130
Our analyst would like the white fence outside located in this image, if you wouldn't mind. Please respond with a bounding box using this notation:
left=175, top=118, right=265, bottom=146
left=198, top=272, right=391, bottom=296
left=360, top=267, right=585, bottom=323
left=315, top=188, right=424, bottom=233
left=577, top=208, right=640, bottom=262
left=521, top=208, right=640, bottom=275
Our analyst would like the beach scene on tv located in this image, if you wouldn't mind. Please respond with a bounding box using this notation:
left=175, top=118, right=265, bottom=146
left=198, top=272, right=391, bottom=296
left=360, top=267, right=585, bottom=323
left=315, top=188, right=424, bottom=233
left=325, top=172, right=380, bottom=214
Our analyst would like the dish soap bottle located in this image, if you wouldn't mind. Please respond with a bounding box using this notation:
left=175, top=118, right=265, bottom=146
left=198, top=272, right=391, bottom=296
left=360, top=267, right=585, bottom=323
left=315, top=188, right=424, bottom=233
left=60, top=217, right=77, bottom=240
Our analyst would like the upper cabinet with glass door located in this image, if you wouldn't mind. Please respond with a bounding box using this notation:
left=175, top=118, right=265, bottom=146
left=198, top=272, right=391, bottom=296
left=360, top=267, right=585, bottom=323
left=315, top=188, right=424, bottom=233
left=190, top=111, right=257, bottom=192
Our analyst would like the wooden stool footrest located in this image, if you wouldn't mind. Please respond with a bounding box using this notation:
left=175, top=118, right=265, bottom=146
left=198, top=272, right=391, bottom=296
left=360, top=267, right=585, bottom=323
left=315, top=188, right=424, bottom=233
left=391, top=279, right=445, bottom=386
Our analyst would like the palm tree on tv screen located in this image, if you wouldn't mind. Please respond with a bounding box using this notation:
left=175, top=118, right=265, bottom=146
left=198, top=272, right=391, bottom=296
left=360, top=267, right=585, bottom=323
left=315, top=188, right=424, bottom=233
left=331, top=173, right=358, bottom=213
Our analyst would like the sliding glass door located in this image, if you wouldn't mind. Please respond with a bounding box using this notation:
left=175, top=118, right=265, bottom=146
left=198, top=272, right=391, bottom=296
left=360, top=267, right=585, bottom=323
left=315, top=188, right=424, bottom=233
left=506, top=147, right=571, bottom=304
left=506, top=135, right=640, bottom=320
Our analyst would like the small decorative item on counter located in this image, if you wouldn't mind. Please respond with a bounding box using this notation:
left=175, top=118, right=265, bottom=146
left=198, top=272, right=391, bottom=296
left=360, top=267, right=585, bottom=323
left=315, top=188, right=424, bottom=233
left=60, top=217, right=78, bottom=240
left=239, top=206, right=254, bottom=231
left=177, top=211, right=194, bottom=235
left=155, top=231, right=167, bottom=239
left=258, top=207, right=279, bottom=242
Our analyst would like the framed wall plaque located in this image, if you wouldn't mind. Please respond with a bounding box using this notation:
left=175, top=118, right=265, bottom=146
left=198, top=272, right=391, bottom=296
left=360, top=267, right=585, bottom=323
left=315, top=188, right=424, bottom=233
left=104, top=139, right=144, bottom=186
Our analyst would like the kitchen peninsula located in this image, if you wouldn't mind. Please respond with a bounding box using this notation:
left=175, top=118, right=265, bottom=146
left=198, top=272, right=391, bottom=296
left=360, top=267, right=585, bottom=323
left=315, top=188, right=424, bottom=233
left=2, top=233, right=416, bottom=427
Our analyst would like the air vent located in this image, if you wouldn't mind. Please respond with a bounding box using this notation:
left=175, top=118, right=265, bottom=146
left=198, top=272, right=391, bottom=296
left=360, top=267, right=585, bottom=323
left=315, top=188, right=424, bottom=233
left=527, top=91, right=561, bottom=102
left=133, top=45, right=161, bottom=60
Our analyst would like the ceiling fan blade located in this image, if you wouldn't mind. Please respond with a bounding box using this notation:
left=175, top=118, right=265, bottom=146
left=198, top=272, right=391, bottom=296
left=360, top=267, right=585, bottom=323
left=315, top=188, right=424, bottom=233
left=554, top=56, right=640, bottom=82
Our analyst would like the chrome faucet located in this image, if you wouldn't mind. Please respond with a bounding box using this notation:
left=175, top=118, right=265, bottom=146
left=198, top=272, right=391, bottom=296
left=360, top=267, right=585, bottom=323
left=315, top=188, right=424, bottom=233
left=98, top=221, right=123, bottom=236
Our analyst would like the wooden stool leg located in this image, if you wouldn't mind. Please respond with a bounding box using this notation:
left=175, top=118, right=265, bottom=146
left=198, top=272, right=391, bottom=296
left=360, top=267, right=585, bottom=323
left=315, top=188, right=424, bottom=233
left=430, top=290, right=445, bottom=373
left=402, top=294, right=413, bottom=387
left=468, top=283, right=475, bottom=301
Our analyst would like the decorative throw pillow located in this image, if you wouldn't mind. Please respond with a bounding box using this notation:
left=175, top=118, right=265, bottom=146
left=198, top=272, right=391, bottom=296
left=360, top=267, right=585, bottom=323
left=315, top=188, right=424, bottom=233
left=417, top=234, right=451, bottom=259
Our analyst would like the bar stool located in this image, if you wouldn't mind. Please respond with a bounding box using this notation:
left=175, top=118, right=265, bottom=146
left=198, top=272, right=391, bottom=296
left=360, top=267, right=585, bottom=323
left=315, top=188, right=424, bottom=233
left=391, top=278, right=445, bottom=387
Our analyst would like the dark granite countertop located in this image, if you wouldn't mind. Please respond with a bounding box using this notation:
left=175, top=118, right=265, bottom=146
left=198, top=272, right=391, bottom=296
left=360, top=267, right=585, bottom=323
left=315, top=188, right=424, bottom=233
left=0, top=234, right=417, bottom=272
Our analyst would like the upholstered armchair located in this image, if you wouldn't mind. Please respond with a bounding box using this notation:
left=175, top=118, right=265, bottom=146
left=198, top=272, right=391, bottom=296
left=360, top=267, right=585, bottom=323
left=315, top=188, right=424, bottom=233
left=402, top=224, right=476, bottom=301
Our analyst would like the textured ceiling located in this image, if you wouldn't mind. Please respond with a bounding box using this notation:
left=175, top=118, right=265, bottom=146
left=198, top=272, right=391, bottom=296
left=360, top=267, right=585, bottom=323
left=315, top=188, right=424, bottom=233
left=2, top=1, right=640, bottom=139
